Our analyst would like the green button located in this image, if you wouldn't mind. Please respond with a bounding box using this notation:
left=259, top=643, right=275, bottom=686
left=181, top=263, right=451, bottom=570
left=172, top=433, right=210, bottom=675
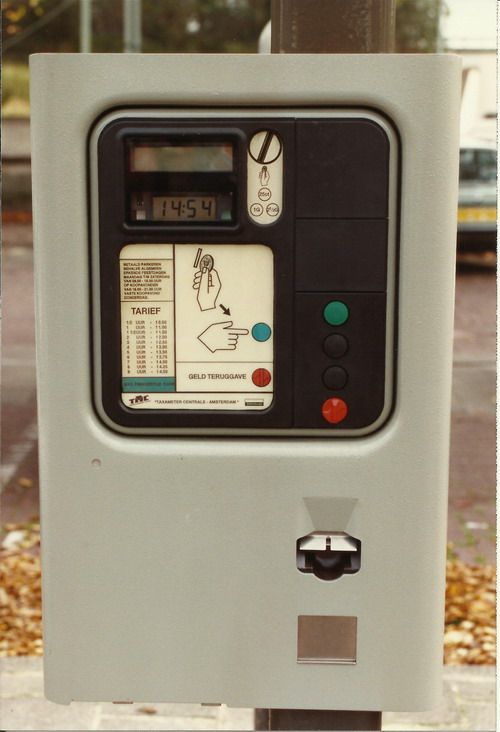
left=323, top=301, right=349, bottom=326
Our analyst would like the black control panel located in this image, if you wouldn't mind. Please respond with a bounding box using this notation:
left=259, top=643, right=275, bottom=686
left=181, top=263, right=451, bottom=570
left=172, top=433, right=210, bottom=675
left=92, top=112, right=398, bottom=434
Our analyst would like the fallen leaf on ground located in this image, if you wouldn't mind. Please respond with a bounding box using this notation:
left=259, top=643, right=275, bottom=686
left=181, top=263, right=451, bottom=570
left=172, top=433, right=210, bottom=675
left=444, top=551, right=496, bottom=665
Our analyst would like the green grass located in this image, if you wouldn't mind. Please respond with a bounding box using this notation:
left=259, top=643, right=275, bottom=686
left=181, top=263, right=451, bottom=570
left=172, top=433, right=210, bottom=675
left=2, top=62, right=30, bottom=116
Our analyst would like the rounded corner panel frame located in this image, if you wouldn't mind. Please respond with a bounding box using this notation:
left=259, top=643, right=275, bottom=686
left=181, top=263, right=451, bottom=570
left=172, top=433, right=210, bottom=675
left=89, top=108, right=400, bottom=438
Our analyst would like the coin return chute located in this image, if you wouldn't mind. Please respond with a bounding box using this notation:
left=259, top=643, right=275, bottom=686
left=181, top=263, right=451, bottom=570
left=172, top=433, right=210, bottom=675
left=297, top=531, right=362, bottom=581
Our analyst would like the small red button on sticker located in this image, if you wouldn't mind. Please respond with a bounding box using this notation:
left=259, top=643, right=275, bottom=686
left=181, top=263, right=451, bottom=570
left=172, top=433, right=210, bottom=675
left=322, top=398, right=348, bottom=424
left=252, top=368, right=272, bottom=387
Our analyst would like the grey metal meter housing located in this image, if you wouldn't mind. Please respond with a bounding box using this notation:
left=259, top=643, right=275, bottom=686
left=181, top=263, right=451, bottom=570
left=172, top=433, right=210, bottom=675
left=30, top=53, right=460, bottom=711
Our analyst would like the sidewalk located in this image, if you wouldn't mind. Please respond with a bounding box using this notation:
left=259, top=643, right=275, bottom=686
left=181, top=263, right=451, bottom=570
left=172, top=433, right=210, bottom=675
left=0, top=658, right=496, bottom=731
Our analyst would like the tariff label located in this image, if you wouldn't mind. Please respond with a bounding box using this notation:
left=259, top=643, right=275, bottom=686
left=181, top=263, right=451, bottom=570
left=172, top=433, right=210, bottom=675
left=119, top=243, right=274, bottom=410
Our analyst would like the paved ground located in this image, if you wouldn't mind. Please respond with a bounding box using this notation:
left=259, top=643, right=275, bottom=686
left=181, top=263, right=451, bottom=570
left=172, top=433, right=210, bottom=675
left=0, top=658, right=496, bottom=731
left=447, top=252, right=496, bottom=564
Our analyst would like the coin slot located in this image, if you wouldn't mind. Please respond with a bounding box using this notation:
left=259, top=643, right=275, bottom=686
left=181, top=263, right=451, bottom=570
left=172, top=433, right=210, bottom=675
left=297, top=531, right=361, bottom=581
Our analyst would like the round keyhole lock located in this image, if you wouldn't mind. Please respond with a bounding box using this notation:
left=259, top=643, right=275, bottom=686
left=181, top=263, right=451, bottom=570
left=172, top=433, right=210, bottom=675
left=248, top=130, right=282, bottom=164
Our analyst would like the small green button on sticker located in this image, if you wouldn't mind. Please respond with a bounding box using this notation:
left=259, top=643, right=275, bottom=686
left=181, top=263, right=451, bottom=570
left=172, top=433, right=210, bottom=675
left=323, top=301, right=349, bottom=326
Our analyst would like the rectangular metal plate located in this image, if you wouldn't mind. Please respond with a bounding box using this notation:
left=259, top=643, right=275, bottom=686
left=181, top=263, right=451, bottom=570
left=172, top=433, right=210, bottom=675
left=297, top=615, right=357, bottom=664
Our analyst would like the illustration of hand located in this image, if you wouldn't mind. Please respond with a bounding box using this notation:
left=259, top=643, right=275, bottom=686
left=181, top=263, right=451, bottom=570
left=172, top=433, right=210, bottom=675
left=197, top=321, right=249, bottom=352
left=193, top=266, right=221, bottom=311
left=259, top=165, right=270, bottom=186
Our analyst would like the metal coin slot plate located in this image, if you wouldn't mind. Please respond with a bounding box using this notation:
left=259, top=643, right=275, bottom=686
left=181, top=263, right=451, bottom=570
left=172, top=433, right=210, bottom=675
left=297, top=531, right=361, bottom=581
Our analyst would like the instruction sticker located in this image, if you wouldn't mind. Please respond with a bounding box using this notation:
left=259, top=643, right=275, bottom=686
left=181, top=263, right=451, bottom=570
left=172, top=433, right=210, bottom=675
left=120, top=243, right=274, bottom=410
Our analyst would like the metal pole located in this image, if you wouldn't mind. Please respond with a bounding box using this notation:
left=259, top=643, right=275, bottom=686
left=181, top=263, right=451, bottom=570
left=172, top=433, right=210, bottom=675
left=254, top=1, right=396, bottom=729
left=123, top=0, right=142, bottom=53
left=269, top=709, right=382, bottom=730
left=79, top=0, right=92, bottom=53
left=271, top=0, right=395, bottom=54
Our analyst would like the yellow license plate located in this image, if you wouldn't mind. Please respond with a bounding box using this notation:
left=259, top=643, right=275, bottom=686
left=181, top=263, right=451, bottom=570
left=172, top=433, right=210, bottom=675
left=458, top=207, right=497, bottom=223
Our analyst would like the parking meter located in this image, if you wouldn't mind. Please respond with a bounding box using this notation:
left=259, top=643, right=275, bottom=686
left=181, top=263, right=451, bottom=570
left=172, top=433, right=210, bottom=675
left=30, top=53, right=461, bottom=710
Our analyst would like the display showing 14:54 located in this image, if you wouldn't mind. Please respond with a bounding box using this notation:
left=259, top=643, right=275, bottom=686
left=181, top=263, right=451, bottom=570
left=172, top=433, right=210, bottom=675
left=152, top=196, right=216, bottom=221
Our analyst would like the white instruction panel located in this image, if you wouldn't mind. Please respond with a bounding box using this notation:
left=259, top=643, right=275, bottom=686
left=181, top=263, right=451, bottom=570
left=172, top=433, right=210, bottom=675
left=120, top=243, right=274, bottom=410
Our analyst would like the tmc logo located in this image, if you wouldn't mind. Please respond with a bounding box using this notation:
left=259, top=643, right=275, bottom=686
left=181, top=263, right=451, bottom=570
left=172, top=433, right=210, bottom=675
left=129, top=394, right=150, bottom=405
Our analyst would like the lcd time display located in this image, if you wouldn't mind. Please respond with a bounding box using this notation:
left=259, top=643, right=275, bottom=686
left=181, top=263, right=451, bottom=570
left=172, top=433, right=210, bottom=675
left=152, top=196, right=217, bottom=221
left=131, top=192, right=233, bottom=222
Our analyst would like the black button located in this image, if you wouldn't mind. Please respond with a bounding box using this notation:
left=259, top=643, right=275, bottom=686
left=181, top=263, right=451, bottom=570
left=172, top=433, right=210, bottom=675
left=323, top=366, right=348, bottom=390
left=323, top=334, right=348, bottom=359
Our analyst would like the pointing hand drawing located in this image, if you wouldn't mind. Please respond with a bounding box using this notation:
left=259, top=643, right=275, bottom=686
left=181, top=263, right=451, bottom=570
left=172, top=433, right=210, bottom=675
left=197, top=321, right=249, bottom=353
left=193, top=266, right=221, bottom=311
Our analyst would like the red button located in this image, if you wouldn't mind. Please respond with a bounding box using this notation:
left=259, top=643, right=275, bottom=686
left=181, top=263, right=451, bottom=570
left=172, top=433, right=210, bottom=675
left=322, top=398, right=348, bottom=424
left=252, top=368, right=272, bottom=387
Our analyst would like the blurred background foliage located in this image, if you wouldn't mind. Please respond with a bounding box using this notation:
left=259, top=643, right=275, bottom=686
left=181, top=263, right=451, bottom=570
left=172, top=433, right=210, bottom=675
left=3, top=0, right=447, bottom=114
left=396, top=0, right=446, bottom=52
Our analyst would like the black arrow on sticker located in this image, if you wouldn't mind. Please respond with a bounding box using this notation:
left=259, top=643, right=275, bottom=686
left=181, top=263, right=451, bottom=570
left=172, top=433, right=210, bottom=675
left=219, top=304, right=231, bottom=316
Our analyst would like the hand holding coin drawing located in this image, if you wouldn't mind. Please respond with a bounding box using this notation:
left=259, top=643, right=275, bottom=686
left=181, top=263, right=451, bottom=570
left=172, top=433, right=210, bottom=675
left=193, top=266, right=221, bottom=311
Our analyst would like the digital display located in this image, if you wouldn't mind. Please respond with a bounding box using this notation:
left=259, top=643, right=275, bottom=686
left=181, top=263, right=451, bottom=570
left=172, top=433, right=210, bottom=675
left=128, top=139, right=236, bottom=224
left=131, top=192, right=233, bottom=223
left=132, top=143, right=233, bottom=172
left=152, top=196, right=217, bottom=221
